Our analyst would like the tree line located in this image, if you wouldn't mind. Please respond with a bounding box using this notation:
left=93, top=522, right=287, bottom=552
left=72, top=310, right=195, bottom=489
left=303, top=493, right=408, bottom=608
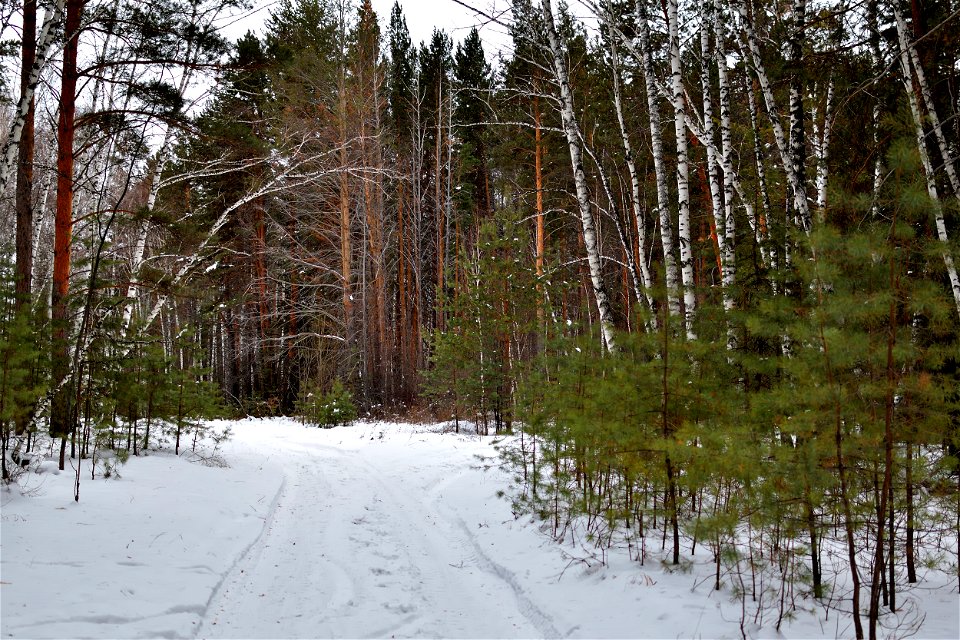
left=1, top=0, right=958, bottom=637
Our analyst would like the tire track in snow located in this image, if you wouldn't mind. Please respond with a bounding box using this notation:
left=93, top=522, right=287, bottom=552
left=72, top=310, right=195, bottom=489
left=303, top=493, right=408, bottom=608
left=418, top=449, right=565, bottom=638
left=194, top=474, right=287, bottom=637
left=198, top=428, right=554, bottom=638
left=198, top=448, right=369, bottom=637
left=359, top=449, right=557, bottom=638
left=452, top=514, right=562, bottom=639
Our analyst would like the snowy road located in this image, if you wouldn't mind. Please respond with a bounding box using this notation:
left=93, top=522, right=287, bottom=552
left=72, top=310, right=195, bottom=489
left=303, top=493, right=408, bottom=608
left=198, top=432, right=558, bottom=638
left=4, top=418, right=958, bottom=639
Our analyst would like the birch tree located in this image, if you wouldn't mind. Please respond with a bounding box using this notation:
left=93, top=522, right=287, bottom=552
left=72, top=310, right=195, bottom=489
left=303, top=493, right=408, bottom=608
left=635, top=0, right=681, bottom=320
left=602, top=2, right=654, bottom=318
left=893, top=5, right=960, bottom=318
left=0, top=0, right=65, bottom=194
left=667, top=0, right=695, bottom=337
left=538, top=0, right=616, bottom=353
left=698, top=0, right=735, bottom=345
left=735, top=0, right=812, bottom=235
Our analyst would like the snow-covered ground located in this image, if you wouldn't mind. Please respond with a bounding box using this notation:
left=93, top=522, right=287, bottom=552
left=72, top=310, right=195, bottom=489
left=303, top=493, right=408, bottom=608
left=2, top=418, right=958, bottom=639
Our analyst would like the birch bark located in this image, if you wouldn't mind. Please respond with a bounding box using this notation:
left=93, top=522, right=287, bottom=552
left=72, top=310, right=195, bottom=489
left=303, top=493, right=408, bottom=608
left=698, top=1, right=728, bottom=300
left=787, top=0, right=810, bottom=231
left=895, top=14, right=960, bottom=319
left=605, top=12, right=655, bottom=317
left=635, top=0, right=681, bottom=319
left=539, top=0, right=617, bottom=353
left=0, top=0, right=66, bottom=193
left=745, top=77, right=777, bottom=275
left=892, top=2, right=960, bottom=200
left=735, top=0, right=812, bottom=234
left=868, top=0, right=884, bottom=216
left=713, top=16, right=741, bottom=287
left=813, top=78, right=835, bottom=218
left=668, top=0, right=696, bottom=338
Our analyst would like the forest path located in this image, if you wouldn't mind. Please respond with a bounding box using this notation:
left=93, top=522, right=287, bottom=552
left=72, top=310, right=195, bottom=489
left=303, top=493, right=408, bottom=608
left=5, top=419, right=958, bottom=639
left=196, top=423, right=557, bottom=638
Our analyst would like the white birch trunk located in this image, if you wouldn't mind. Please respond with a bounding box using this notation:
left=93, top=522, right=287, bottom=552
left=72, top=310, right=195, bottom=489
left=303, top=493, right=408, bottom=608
left=540, top=0, right=617, bottom=353
left=606, top=13, right=655, bottom=318
left=745, top=77, right=779, bottom=277
left=635, top=1, right=681, bottom=320
left=735, top=0, right=812, bottom=234
left=699, top=6, right=725, bottom=279
left=813, top=78, right=835, bottom=217
left=669, top=0, right=696, bottom=338
left=868, top=0, right=884, bottom=217
left=0, top=0, right=66, bottom=193
left=590, top=0, right=759, bottom=277
left=787, top=0, right=810, bottom=232
left=892, top=3, right=960, bottom=200
left=714, top=17, right=741, bottom=290
left=31, top=167, right=54, bottom=293
left=700, top=0, right=736, bottom=351
left=895, top=18, right=960, bottom=319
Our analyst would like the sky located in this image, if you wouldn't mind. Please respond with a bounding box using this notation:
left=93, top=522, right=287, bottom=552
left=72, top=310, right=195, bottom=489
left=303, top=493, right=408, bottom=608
left=370, top=0, right=512, bottom=54
left=220, top=0, right=515, bottom=59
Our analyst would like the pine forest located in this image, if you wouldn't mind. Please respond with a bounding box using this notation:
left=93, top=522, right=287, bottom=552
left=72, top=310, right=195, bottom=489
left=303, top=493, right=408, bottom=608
left=1, top=0, right=959, bottom=638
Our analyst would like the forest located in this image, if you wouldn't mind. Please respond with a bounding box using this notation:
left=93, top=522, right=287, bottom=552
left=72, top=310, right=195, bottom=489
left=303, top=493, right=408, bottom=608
left=1, top=0, right=959, bottom=638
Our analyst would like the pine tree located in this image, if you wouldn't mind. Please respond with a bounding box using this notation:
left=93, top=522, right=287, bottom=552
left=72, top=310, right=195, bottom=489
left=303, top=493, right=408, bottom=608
left=427, top=208, right=542, bottom=433
left=0, top=263, right=46, bottom=481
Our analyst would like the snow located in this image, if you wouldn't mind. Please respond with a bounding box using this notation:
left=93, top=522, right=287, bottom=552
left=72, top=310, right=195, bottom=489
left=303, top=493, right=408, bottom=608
left=3, top=418, right=958, bottom=639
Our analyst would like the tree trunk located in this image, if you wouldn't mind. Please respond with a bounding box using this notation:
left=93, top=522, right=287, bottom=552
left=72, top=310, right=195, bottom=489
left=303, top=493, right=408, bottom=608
left=540, top=0, right=617, bottom=353
left=822, top=324, right=864, bottom=639
left=339, top=61, right=354, bottom=365
left=787, top=0, right=810, bottom=232
left=892, top=3, right=960, bottom=200
left=635, top=1, right=681, bottom=320
left=813, top=77, right=835, bottom=218
left=534, top=104, right=545, bottom=281
left=896, top=23, right=960, bottom=319
left=869, top=249, right=899, bottom=638
left=397, top=181, right=409, bottom=400
left=745, top=78, right=775, bottom=273
left=804, top=491, right=822, bottom=598
left=0, top=0, right=66, bottom=193
left=714, top=17, right=742, bottom=310
left=50, top=0, right=84, bottom=449
left=736, top=0, right=812, bottom=234
left=435, top=77, right=447, bottom=335
left=906, top=443, right=916, bottom=583
left=13, top=0, right=38, bottom=437
left=668, top=0, right=696, bottom=337
left=699, top=0, right=736, bottom=348
left=15, top=0, right=37, bottom=313
left=534, top=101, right=548, bottom=346
left=606, top=18, right=655, bottom=319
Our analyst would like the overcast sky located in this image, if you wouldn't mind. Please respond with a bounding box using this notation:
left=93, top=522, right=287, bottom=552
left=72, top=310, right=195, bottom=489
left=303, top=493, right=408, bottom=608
left=372, top=0, right=512, bottom=54
left=220, top=0, right=514, bottom=59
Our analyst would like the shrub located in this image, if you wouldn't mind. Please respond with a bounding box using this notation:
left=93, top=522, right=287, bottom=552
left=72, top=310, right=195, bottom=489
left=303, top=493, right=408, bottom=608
left=297, top=380, right=357, bottom=427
